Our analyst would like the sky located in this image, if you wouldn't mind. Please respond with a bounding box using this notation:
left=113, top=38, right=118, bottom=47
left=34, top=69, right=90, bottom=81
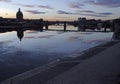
left=0, top=0, right=120, bottom=21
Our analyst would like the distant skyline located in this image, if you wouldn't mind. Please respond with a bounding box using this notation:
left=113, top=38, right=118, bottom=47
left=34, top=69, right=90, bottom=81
left=0, top=0, right=120, bottom=21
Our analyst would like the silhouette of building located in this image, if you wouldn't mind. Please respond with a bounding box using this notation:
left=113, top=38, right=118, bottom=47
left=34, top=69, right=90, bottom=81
left=16, top=8, right=23, bottom=20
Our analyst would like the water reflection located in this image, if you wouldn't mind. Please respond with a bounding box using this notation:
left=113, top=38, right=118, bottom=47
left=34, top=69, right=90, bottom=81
left=0, top=27, right=113, bottom=82
left=0, top=28, right=65, bottom=82
left=16, top=28, right=24, bottom=41
left=0, top=27, right=43, bottom=42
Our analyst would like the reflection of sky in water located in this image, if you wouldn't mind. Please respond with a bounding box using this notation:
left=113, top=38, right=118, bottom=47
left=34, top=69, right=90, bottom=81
left=0, top=29, right=113, bottom=82
left=0, top=31, right=16, bottom=42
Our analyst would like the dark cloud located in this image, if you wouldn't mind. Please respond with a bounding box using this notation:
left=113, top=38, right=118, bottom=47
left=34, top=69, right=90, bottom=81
left=85, top=0, right=120, bottom=8
left=79, top=13, right=106, bottom=17
left=22, top=4, right=35, bottom=8
left=76, top=8, right=113, bottom=17
left=13, top=4, right=54, bottom=9
left=0, top=0, right=11, bottom=2
left=38, top=5, right=54, bottom=9
left=69, top=2, right=84, bottom=9
left=13, top=3, right=35, bottom=8
left=99, top=12, right=113, bottom=16
left=80, top=10, right=95, bottom=13
left=57, top=10, right=74, bottom=15
left=26, top=10, right=46, bottom=14
left=79, top=12, right=113, bottom=17
left=57, top=9, right=113, bottom=17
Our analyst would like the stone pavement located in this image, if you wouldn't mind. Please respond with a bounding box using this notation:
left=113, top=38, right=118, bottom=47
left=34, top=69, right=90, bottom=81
left=45, top=41, right=120, bottom=84
left=1, top=41, right=120, bottom=84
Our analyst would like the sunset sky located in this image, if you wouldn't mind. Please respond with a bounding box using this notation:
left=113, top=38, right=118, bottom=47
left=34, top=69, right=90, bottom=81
left=0, top=0, right=120, bottom=21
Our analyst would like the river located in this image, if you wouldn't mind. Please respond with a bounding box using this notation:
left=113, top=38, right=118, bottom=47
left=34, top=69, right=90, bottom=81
left=0, top=26, right=113, bottom=82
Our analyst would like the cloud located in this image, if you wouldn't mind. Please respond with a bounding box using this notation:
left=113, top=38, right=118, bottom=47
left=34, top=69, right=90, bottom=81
left=79, top=13, right=107, bottom=17
left=79, top=12, right=113, bottom=17
left=0, top=0, right=11, bottom=2
left=13, top=3, right=35, bottom=8
left=77, top=9, right=113, bottom=17
left=79, top=10, right=95, bottom=13
left=85, top=0, right=120, bottom=8
left=69, top=2, right=84, bottom=9
left=38, top=5, right=54, bottom=9
left=57, top=10, right=74, bottom=15
left=25, top=10, right=46, bottom=14
left=56, top=16, right=68, bottom=18
left=57, top=9, right=113, bottom=17
left=13, top=4, right=54, bottom=9
left=99, top=12, right=113, bottom=16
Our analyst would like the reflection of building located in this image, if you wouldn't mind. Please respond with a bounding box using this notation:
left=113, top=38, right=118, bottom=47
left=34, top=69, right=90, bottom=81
left=17, top=29, right=24, bottom=41
left=16, top=8, right=23, bottom=20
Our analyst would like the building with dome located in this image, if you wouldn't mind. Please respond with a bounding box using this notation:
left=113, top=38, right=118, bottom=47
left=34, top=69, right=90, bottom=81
left=16, top=8, right=23, bottom=21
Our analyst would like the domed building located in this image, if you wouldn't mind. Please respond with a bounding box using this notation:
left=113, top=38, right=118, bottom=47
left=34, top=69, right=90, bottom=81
left=16, top=8, right=23, bottom=20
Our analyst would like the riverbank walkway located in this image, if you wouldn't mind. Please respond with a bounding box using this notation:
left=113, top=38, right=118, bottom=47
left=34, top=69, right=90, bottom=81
left=1, top=41, right=120, bottom=84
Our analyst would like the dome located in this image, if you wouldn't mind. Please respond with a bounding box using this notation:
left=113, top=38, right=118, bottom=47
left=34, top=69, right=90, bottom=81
left=16, top=8, right=23, bottom=20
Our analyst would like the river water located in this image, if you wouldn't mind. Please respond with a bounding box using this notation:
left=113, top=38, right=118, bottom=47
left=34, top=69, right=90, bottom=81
left=0, top=26, right=113, bottom=82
